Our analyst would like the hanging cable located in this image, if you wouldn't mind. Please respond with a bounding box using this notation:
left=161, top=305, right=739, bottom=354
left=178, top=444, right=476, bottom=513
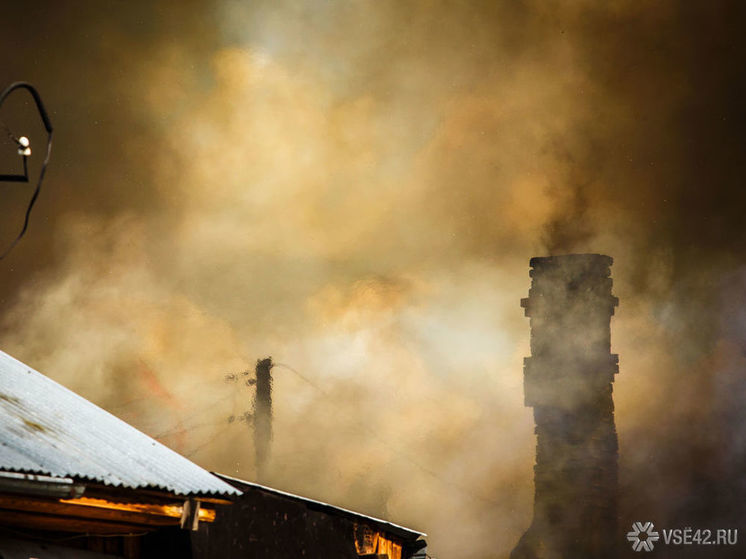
left=0, top=81, right=53, bottom=258
left=273, top=362, right=500, bottom=507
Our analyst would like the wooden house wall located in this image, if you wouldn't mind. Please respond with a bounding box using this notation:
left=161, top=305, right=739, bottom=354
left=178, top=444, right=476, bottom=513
left=192, top=490, right=370, bottom=559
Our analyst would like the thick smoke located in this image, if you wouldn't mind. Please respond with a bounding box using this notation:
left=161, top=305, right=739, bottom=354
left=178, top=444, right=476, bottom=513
left=0, top=2, right=744, bottom=557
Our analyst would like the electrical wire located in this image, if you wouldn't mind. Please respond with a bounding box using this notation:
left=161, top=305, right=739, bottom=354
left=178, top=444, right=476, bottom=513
left=0, top=81, right=53, bottom=259
left=153, top=414, right=233, bottom=441
left=273, top=362, right=326, bottom=392
left=107, top=375, right=231, bottom=412
left=184, top=419, right=238, bottom=459
left=273, top=362, right=500, bottom=507
left=134, top=360, right=498, bottom=506
left=145, top=391, right=235, bottom=438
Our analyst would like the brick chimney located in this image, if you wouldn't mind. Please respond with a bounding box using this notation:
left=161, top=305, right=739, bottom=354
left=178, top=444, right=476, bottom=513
left=512, top=254, right=619, bottom=559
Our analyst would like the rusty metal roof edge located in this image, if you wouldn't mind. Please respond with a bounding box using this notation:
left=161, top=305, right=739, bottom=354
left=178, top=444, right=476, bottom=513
left=213, top=472, right=426, bottom=540
left=0, top=466, right=240, bottom=497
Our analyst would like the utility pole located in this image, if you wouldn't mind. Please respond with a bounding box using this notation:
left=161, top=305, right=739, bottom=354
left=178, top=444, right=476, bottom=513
left=254, top=357, right=273, bottom=483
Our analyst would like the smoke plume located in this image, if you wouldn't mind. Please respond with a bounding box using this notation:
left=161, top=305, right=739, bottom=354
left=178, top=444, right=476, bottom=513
left=0, top=2, right=744, bottom=557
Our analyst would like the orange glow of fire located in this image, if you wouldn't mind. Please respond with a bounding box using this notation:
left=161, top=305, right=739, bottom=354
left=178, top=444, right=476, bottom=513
left=58, top=497, right=216, bottom=522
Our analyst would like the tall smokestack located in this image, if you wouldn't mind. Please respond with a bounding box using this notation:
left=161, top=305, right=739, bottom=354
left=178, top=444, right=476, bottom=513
left=512, top=254, right=619, bottom=559
left=254, top=357, right=273, bottom=482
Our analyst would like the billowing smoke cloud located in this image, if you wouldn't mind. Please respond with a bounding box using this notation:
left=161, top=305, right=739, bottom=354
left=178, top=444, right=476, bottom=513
left=0, top=1, right=744, bottom=557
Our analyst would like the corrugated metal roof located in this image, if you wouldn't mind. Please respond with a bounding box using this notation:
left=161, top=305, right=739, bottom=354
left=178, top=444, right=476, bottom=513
left=215, top=473, right=426, bottom=541
left=0, top=350, right=238, bottom=496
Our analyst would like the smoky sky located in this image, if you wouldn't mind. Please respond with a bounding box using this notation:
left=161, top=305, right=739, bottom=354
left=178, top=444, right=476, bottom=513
left=1, top=2, right=745, bottom=558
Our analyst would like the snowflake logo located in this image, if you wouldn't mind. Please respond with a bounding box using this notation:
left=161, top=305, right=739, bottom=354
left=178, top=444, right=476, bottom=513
left=627, top=521, right=660, bottom=552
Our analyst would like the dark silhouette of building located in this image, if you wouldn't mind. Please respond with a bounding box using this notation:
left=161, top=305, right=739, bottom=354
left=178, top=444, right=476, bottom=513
left=512, top=254, right=619, bottom=559
left=0, top=350, right=425, bottom=559
left=193, top=474, right=427, bottom=559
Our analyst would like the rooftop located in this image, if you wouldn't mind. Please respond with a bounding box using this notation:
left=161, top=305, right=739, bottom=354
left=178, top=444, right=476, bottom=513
left=215, top=473, right=425, bottom=542
left=0, top=350, right=238, bottom=497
